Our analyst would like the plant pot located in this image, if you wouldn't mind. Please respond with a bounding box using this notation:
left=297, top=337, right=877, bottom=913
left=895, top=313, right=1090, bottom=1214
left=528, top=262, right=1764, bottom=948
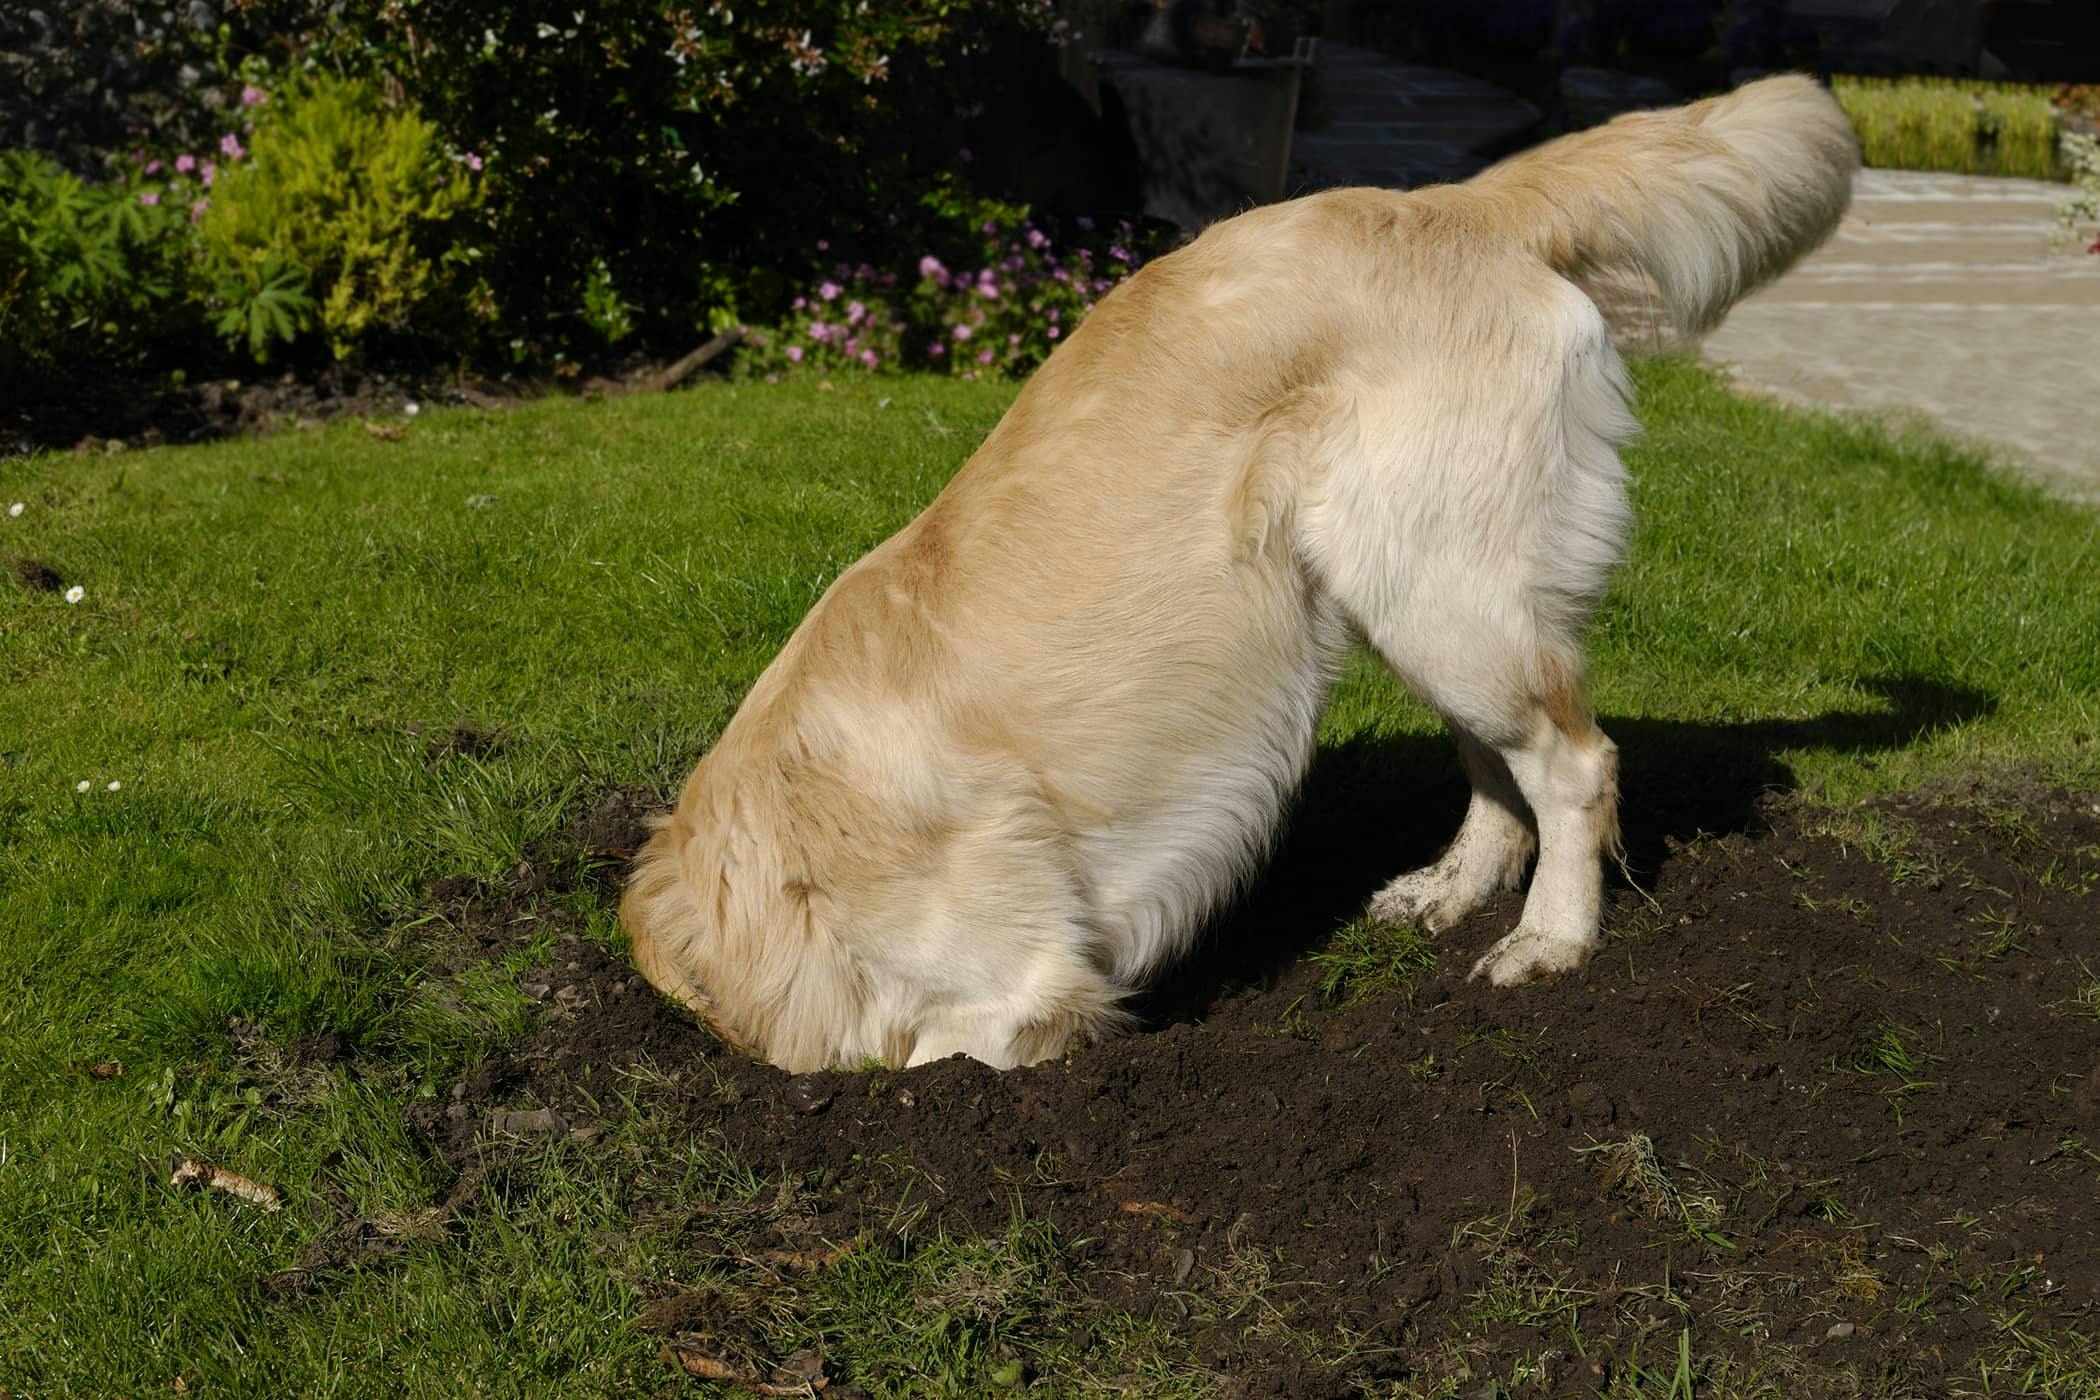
left=1092, top=40, right=1316, bottom=232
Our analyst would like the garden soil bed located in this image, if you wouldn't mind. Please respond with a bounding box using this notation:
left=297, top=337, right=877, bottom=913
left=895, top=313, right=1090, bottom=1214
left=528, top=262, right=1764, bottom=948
left=400, top=760, right=2100, bottom=1395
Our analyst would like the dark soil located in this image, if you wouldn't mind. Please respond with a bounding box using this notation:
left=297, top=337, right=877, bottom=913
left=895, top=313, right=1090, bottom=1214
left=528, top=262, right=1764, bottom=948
left=0, top=353, right=683, bottom=459
left=402, top=753, right=2100, bottom=1395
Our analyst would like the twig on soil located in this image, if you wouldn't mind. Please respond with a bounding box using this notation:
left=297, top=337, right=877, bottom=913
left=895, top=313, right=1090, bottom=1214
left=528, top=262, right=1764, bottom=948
left=1113, top=1195, right=1194, bottom=1224
left=168, top=1154, right=281, bottom=1212
left=647, top=328, right=743, bottom=393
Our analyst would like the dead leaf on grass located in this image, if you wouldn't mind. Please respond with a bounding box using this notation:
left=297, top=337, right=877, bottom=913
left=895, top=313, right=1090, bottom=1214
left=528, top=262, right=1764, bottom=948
left=79, top=1060, right=124, bottom=1079
left=1115, top=1198, right=1193, bottom=1224
left=745, top=1240, right=856, bottom=1273
left=660, top=1341, right=830, bottom=1394
left=362, top=421, right=406, bottom=442
left=169, top=1154, right=282, bottom=1212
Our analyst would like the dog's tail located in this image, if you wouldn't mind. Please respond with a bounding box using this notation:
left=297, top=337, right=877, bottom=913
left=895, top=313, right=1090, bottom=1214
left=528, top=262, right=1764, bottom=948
left=1466, top=74, right=1859, bottom=333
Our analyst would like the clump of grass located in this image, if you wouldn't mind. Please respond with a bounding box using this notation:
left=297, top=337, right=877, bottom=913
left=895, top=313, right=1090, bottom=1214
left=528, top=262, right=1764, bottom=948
left=1575, top=1133, right=1733, bottom=1249
left=1834, top=76, right=2064, bottom=180
left=1310, top=916, right=1438, bottom=1004
left=1846, top=1021, right=1923, bottom=1078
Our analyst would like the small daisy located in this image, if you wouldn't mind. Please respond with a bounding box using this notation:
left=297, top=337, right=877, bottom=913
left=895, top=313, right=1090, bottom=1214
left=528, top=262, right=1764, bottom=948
left=64, top=585, right=84, bottom=604
left=7, top=502, right=22, bottom=517
left=403, top=402, right=421, bottom=417
left=106, top=780, right=122, bottom=792
left=76, top=780, right=91, bottom=793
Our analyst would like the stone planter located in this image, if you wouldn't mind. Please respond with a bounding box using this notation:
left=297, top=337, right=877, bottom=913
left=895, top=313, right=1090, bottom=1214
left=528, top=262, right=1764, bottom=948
left=1092, top=40, right=1316, bottom=232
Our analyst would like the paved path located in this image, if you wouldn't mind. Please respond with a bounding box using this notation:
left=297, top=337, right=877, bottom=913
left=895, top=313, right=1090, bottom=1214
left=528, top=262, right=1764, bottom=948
left=1701, top=169, right=2100, bottom=503
left=1288, top=46, right=2100, bottom=502
left=1289, top=43, right=1539, bottom=192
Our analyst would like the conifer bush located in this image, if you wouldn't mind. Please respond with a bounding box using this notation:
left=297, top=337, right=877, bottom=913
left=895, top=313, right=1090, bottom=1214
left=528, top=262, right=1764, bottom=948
left=197, top=76, right=479, bottom=362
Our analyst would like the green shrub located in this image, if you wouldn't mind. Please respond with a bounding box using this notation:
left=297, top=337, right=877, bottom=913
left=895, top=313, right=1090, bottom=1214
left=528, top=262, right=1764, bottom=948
left=259, top=1, right=1071, bottom=366
left=0, top=150, right=205, bottom=390
left=1834, top=76, right=2064, bottom=181
left=197, top=75, right=478, bottom=361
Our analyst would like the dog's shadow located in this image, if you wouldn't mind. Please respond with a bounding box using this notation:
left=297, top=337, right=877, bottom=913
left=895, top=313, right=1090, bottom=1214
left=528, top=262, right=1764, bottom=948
left=1131, top=674, right=1994, bottom=1027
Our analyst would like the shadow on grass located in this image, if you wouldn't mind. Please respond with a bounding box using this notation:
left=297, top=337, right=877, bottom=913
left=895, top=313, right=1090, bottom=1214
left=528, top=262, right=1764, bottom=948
left=1135, top=674, right=1994, bottom=1027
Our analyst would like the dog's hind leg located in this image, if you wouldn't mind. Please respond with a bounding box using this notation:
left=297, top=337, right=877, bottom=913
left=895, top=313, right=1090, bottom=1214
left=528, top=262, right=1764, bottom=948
left=1364, top=629, right=1619, bottom=983
left=1460, top=659, right=1620, bottom=984
left=1368, top=729, right=1534, bottom=931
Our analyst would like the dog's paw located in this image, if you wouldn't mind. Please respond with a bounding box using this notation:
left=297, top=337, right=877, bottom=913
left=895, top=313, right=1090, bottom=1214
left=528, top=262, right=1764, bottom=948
left=1368, top=869, right=1467, bottom=931
left=1467, top=925, right=1594, bottom=986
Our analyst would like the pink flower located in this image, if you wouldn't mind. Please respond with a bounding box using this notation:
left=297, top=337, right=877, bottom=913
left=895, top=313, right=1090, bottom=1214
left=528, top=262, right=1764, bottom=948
left=201, top=161, right=217, bottom=187
left=174, top=153, right=196, bottom=173
left=792, top=296, right=807, bottom=310
left=465, top=152, right=484, bottom=172
left=143, top=159, right=162, bottom=175
left=240, top=84, right=267, bottom=107
left=929, top=341, right=946, bottom=357
left=785, top=345, right=804, bottom=363
left=809, top=322, right=831, bottom=342
left=815, top=239, right=829, bottom=251
left=1047, top=326, right=1061, bottom=339
left=952, top=323, right=972, bottom=341
left=818, top=281, right=841, bottom=302
left=859, top=348, right=877, bottom=367
left=219, top=133, right=245, bottom=160
left=917, top=255, right=945, bottom=281
left=190, top=198, right=209, bottom=221
left=977, top=348, right=994, bottom=365
left=1108, top=244, right=1131, bottom=263
left=137, top=191, right=160, bottom=206
left=846, top=300, right=865, bottom=325
left=977, top=282, right=1000, bottom=300
left=1026, top=228, right=1048, bottom=249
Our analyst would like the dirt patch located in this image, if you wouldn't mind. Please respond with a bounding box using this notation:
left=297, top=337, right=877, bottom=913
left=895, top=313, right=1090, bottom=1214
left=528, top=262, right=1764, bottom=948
left=405, top=765, right=2100, bottom=1393
left=1, top=352, right=703, bottom=458
left=9, top=556, right=64, bottom=592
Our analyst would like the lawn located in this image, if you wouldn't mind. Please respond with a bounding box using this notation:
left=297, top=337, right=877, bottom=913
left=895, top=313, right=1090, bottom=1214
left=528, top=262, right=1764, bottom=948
left=2, top=360, right=2096, bottom=1396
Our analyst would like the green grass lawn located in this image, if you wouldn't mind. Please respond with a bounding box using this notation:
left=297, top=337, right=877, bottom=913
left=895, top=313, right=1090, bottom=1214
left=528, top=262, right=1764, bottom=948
left=2, top=360, right=2096, bottom=1396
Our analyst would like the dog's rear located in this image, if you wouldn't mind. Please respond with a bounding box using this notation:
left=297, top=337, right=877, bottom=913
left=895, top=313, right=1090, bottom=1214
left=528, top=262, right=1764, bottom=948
left=625, top=77, right=1859, bottom=1069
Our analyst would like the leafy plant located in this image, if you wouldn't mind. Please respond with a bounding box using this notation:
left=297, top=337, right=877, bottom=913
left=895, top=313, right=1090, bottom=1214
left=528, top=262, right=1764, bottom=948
left=209, top=253, right=318, bottom=363
left=2059, top=131, right=2100, bottom=253
left=0, top=149, right=205, bottom=392
left=197, top=74, right=479, bottom=361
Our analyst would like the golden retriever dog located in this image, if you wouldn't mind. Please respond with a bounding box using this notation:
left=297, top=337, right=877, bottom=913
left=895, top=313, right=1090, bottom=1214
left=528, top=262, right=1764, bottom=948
left=622, top=76, right=1859, bottom=1072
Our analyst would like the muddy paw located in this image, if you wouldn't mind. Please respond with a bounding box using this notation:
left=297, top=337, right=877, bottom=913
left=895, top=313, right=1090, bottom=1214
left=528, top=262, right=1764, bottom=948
left=1467, top=925, right=1594, bottom=985
left=1367, top=870, right=1471, bottom=932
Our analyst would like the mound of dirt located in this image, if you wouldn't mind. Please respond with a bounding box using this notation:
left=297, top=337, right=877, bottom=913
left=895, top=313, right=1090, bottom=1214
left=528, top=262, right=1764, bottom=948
left=405, top=778, right=2100, bottom=1393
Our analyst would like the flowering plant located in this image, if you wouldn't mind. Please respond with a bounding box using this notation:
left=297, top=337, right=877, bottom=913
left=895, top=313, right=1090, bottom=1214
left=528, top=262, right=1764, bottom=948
left=2059, top=131, right=2100, bottom=255
left=741, top=208, right=1159, bottom=380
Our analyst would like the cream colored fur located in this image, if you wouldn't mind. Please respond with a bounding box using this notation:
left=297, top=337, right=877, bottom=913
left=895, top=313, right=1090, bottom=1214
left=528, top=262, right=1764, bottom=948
left=622, top=75, right=1860, bottom=1071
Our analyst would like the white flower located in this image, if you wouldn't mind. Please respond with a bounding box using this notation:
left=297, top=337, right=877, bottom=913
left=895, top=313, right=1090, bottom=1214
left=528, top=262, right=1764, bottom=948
left=403, top=402, right=421, bottom=417
left=106, top=780, right=122, bottom=792
left=64, top=585, right=84, bottom=604
left=76, top=780, right=91, bottom=793
left=7, top=502, right=22, bottom=517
